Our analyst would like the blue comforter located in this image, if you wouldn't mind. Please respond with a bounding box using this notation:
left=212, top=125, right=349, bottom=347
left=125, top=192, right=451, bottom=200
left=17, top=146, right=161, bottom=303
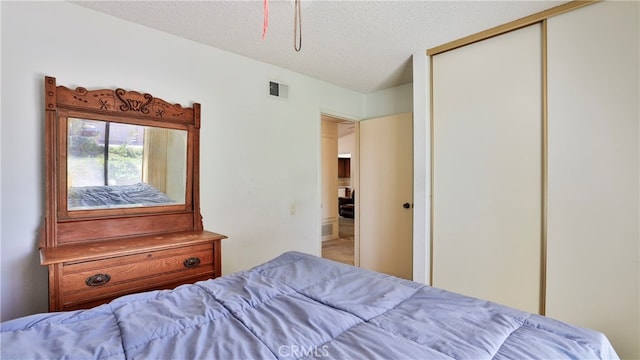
left=1, top=252, right=618, bottom=359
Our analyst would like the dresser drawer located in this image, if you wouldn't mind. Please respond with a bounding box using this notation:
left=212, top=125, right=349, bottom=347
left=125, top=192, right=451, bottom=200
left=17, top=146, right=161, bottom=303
left=61, top=243, right=214, bottom=307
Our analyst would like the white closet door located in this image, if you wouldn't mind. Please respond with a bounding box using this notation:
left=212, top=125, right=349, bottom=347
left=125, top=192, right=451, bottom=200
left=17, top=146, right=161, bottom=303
left=547, top=2, right=639, bottom=359
left=432, top=24, right=542, bottom=313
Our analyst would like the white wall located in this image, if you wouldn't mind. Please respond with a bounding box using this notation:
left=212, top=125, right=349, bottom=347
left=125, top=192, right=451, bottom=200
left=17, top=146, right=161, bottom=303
left=364, top=83, right=413, bottom=119
left=0, top=1, right=368, bottom=321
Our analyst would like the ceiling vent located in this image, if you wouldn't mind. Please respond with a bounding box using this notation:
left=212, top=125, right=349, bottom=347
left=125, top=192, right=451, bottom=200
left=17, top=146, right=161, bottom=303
left=269, top=81, right=288, bottom=99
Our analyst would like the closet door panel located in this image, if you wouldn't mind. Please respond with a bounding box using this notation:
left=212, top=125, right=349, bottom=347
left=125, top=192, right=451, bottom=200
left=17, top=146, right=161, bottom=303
left=547, top=2, right=639, bottom=359
left=432, top=24, right=542, bottom=313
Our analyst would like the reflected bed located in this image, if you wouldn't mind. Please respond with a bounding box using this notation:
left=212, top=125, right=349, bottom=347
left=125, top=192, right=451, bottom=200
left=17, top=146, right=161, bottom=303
left=67, top=183, right=175, bottom=209
left=0, top=252, right=619, bottom=359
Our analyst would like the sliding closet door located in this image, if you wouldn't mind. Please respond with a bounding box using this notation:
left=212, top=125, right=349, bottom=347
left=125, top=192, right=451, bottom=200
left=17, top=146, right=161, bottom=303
left=432, top=24, right=542, bottom=313
left=547, top=2, right=639, bottom=359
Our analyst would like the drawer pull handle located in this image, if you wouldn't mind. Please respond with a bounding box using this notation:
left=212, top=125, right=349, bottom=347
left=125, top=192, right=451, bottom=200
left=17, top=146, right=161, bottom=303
left=85, top=273, right=111, bottom=287
left=183, top=257, right=201, bottom=268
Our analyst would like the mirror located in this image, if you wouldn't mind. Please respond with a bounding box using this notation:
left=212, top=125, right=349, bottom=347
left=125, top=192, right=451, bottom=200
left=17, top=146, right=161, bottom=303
left=67, top=118, right=187, bottom=210
left=42, top=76, right=203, bottom=246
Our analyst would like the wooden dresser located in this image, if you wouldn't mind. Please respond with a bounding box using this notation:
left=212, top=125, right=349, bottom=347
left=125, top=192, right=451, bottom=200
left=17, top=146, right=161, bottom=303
left=41, top=231, right=225, bottom=311
left=40, top=76, right=226, bottom=312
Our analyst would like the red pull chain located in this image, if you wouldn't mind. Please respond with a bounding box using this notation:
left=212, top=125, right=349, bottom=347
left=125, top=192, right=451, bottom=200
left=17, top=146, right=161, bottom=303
left=262, top=0, right=269, bottom=40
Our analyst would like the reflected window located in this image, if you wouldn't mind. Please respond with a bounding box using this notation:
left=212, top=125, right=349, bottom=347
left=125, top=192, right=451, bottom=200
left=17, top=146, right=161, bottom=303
left=68, top=118, right=144, bottom=187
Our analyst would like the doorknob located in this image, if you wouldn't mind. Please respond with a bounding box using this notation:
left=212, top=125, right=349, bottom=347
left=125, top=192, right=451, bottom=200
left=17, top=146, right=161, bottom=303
left=403, top=202, right=412, bottom=209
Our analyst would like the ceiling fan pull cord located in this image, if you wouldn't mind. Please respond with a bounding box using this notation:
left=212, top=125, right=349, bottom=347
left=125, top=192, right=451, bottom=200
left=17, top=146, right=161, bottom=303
left=294, top=0, right=302, bottom=51
left=262, top=0, right=269, bottom=40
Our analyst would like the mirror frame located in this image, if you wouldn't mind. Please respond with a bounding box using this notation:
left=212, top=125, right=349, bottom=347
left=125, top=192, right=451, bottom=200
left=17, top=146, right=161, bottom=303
left=43, top=76, right=203, bottom=246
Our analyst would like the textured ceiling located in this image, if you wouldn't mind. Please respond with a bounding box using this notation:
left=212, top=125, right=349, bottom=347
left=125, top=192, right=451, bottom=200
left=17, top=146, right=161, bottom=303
left=71, top=0, right=566, bottom=93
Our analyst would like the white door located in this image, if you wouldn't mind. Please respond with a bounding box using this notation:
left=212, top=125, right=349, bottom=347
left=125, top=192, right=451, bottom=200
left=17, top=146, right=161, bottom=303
left=432, top=24, right=542, bottom=314
left=546, top=2, right=639, bottom=358
left=358, top=113, right=413, bottom=279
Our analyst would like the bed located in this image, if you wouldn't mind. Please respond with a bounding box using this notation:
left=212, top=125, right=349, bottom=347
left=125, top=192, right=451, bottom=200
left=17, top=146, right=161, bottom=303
left=67, top=183, right=175, bottom=209
left=1, top=252, right=618, bottom=359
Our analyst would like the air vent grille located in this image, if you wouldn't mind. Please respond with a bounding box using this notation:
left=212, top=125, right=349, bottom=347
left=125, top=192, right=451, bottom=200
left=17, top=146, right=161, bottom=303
left=321, top=223, right=333, bottom=237
left=269, top=81, right=289, bottom=99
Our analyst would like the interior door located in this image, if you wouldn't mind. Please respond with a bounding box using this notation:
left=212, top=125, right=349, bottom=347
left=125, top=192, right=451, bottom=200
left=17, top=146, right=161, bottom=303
left=358, top=112, right=413, bottom=279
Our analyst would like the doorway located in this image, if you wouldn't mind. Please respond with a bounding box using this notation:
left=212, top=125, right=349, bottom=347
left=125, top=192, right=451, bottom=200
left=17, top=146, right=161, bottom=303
left=321, top=115, right=357, bottom=265
left=320, top=112, right=414, bottom=279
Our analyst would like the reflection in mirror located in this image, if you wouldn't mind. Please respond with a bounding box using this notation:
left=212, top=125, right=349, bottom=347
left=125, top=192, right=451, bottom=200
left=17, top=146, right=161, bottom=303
left=67, top=118, right=187, bottom=210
